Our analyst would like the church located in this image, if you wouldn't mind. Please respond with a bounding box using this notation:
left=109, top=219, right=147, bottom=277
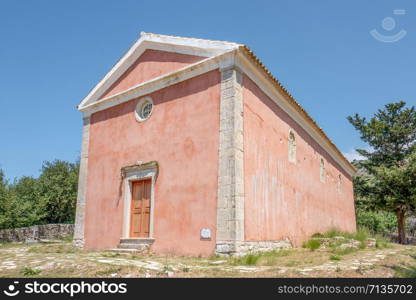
left=73, top=33, right=356, bottom=256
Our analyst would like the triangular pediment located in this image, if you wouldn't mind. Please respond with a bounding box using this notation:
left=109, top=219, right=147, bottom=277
left=101, top=49, right=205, bottom=99
left=78, top=32, right=240, bottom=109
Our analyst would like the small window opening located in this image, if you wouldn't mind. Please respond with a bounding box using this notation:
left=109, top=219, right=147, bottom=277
left=135, top=97, right=153, bottom=122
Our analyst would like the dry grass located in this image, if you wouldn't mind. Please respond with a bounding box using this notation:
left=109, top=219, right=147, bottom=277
left=0, top=241, right=415, bottom=278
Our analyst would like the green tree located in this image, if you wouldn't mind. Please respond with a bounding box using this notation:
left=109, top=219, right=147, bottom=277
left=8, top=176, right=43, bottom=227
left=0, top=169, right=8, bottom=228
left=0, top=170, right=24, bottom=229
left=36, top=160, right=79, bottom=224
left=348, top=101, right=416, bottom=244
left=0, top=160, right=79, bottom=229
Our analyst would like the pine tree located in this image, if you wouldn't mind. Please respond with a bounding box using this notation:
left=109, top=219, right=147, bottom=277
left=348, top=101, right=416, bottom=244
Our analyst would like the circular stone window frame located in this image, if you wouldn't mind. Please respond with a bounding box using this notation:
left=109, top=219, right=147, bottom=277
left=135, top=96, right=154, bottom=123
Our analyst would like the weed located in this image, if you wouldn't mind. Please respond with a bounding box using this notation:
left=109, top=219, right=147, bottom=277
left=259, top=250, right=292, bottom=265
left=95, top=266, right=122, bottom=276
left=302, top=239, right=321, bottom=251
left=0, top=242, right=23, bottom=249
left=28, top=244, right=78, bottom=254
left=240, top=253, right=260, bottom=265
left=312, top=227, right=370, bottom=241
left=266, top=249, right=293, bottom=257
left=332, top=247, right=357, bottom=256
left=375, top=235, right=390, bottom=249
left=209, top=254, right=223, bottom=260
left=352, top=228, right=370, bottom=242
left=328, top=240, right=344, bottom=248
left=230, top=250, right=294, bottom=266
left=21, top=267, right=41, bottom=276
left=393, top=265, right=416, bottom=278
left=182, top=266, right=190, bottom=273
left=101, top=252, right=120, bottom=258
left=162, top=264, right=173, bottom=272
left=323, top=228, right=343, bottom=238
left=60, top=235, right=74, bottom=243
left=285, top=260, right=299, bottom=267
left=330, top=255, right=341, bottom=261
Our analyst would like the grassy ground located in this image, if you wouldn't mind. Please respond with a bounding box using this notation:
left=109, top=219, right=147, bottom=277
left=0, top=239, right=415, bottom=278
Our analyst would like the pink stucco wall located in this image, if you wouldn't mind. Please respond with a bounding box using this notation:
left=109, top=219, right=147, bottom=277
left=101, top=49, right=205, bottom=98
left=84, top=70, right=220, bottom=256
left=243, top=75, right=356, bottom=246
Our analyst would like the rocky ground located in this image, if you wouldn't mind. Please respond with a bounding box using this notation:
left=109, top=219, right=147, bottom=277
left=0, top=240, right=415, bottom=278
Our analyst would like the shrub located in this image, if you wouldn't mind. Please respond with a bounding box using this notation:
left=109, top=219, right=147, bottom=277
left=311, top=227, right=390, bottom=253
left=352, top=227, right=371, bottom=242
left=355, top=209, right=396, bottom=235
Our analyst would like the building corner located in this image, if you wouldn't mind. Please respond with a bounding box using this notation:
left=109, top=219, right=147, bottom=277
left=73, top=116, right=91, bottom=248
left=215, top=66, right=245, bottom=256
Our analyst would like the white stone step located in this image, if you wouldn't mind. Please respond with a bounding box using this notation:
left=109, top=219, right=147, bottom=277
left=118, top=243, right=148, bottom=250
left=119, top=238, right=154, bottom=245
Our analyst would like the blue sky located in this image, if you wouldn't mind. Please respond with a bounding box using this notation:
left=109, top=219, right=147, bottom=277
left=0, top=0, right=415, bottom=180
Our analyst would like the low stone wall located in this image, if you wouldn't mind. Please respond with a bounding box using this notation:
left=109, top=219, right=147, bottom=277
left=0, top=224, right=74, bottom=243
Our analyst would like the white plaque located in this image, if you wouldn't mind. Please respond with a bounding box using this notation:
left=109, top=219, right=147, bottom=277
left=200, top=228, right=211, bottom=239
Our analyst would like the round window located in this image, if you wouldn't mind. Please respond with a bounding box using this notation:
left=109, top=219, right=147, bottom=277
left=135, top=97, right=153, bottom=122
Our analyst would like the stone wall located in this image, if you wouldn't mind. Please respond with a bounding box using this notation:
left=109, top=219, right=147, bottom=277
left=0, top=224, right=74, bottom=243
left=216, top=239, right=292, bottom=256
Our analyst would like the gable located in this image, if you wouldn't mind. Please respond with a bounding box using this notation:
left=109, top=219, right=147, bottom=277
left=100, top=49, right=206, bottom=99
left=78, top=32, right=240, bottom=109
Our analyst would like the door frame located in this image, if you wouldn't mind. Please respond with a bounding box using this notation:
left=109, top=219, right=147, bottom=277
left=129, top=179, right=151, bottom=238
left=121, top=162, right=158, bottom=239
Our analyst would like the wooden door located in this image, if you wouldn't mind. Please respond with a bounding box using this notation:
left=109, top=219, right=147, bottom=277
left=130, top=179, right=151, bottom=238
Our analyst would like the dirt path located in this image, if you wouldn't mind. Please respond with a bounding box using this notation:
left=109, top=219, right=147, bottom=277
left=0, top=242, right=415, bottom=277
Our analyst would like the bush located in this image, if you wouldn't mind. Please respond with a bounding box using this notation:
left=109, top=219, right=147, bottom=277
left=352, top=227, right=371, bottom=242
left=36, top=160, right=79, bottom=224
left=355, top=209, right=396, bottom=235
